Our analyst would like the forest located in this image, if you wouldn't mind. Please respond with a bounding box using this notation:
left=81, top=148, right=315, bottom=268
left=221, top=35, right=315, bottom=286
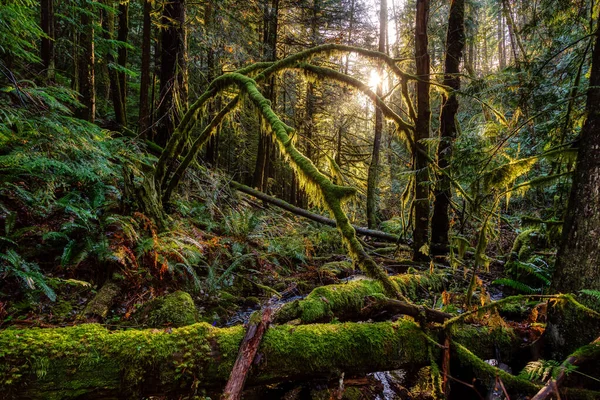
left=1, top=0, right=600, bottom=398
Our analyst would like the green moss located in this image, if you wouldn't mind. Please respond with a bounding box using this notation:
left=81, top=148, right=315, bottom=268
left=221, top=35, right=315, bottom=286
left=342, top=387, right=363, bottom=400
left=452, top=341, right=539, bottom=395
left=275, top=274, right=446, bottom=324
left=51, top=300, right=73, bottom=318
left=132, top=291, right=198, bottom=328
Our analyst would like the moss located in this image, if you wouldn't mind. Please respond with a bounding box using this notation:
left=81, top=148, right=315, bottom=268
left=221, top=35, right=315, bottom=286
left=452, top=341, right=539, bottom=395
left=452, top=325, right=517, bottom=361
left=132, top=291, right=198, bottom=328
left=342, top=387, right=363, bottom=400
left=275, top=274, right=446, bottom=324
left=319, top=261, right=353, bottom=277
left=82, top=281, right=120, bottom=319
left=51, top=300, right=73, bottom=318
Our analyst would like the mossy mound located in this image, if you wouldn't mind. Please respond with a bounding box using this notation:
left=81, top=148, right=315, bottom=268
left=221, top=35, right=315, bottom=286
left=131, top=291, right=199, bottom=328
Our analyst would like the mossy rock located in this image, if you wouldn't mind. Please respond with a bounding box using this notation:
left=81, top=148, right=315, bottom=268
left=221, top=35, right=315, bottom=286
left=131, top=291, right=199, bottom=328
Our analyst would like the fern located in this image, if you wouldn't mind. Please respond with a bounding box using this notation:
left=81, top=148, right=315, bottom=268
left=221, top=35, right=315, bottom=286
left=492, top=278, right=540, bottom=294
left=0, top=249, right=56, bottom=301
left=519, top=360, right=578, bottom=383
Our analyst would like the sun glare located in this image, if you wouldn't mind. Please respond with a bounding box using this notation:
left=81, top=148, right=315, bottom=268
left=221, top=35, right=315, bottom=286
left=368, top=69, right=381, bottom=89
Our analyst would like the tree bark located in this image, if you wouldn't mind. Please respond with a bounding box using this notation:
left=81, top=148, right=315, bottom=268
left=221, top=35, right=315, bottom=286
left=138, top=0, right=152, bottom=136
left=366, top=0, right=387, bottom=229
left=413, top=0, right=431, bottom=261
left=117, top=0, right=129, bottom=119
left=546, top=8, right=600, bottom=359
left=222, top=307, right=274, bottom=400
left=156, top=0, right=187, bottom=147
left=252, top=0, right=279, bottom=191
left=102, top=0, right=126, bottom=127
left=430, top=0, right=465, bottom=255
left=40, top=0, right=55, bottom=80
left=75, top=2, right=95, bottom=122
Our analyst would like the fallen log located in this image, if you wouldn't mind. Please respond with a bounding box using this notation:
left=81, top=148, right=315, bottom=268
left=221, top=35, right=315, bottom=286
left=231, top=181, right=409, bottom=245
left=274, top=273, right=446, bottom=324
left=0, top=320, right=431, bottom=399
left=361, top=297, right=454, bottom=324
left=222, top=307, right=274, bottom=400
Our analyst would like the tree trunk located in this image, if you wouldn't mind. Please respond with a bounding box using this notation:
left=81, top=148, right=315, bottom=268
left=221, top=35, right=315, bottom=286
left=231, top=181, right=408, bottom=243
left=430, top=0, right=465, bottom=255
left=102, top=0, right=126, bottom=127
left=546, top=10, right=600, bottom=359
left=155, top=0, right=187, bottom=147
left=252, top=0, right=279, bottom=191
left=138, top=0, right=152, bottom=136
left=413, top=0, right=431, bottom=261
left=76, top=2, right=95, bottom=122
left=0, top=321, right=431, bottom=399
left=40, top=0, right=55, bottom=80
left=366, top=0, right=387, bottom=229
left=117, top=0, right=129, bottom=121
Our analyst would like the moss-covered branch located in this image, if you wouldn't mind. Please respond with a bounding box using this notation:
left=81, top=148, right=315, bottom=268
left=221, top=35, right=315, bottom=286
left=0, top=321, right=429, bottom=399
left=274, top=274, right=446, bottom=323
left=193, top=73, right=402, bottom=300
left=162, top=96, right=240, bottom=204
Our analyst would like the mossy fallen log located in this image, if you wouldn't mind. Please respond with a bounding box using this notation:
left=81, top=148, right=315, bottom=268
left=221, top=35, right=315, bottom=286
left=0, top=320, right=430, bottom=399
left=274, top=273, right=446, bottom=324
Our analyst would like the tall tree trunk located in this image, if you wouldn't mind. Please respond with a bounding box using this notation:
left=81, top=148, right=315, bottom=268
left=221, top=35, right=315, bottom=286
left=430, top=0, right=466, bottom=255
left=204, top=1, right=219, bottom=166
left=413, top=0, right=431, bottom=261
left=366, top=0, right=387, bottom=229
left=117, top=0, right=129, bottom=126
left=156, top=0, right=187, bottom=147
left=40, top=0, right=55, bottom=80
left=546, top=9, right=600, bottom=359
left=102, top=0, right=126, bottom=127
left=138, top=0, right=152, bottom=136
left=252, top=0, right=279, bottom=191
left=76, top=2, right=95, bottom=122
left=498, top=3, right=506, bottom=69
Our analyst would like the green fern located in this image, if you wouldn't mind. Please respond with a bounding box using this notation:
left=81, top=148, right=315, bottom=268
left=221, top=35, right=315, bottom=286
left=492, top=278, right=540, bottom=294
left=519, top=360, right=577, bottom=383
left=0, top=249, right=56, bottom=301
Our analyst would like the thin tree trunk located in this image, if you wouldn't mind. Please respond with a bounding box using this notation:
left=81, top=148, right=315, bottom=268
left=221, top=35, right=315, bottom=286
left=115, top=0, right=129, bottom=126
left=76, top=2, right=95, bottom=122
left=40, top=0, right=55, bottom=80
left=156, top=0, right=187, bottom=147
left=431, top=0, right=465, bottom=255
left=366, top=0, right=387, bottom=229
left=138, top=0, right=152, bottom=136
left=252, top=0, right=279, bottom=191
left=413, top=0, right=431, bottom=261
left=102, top=0, right=126, bottom=127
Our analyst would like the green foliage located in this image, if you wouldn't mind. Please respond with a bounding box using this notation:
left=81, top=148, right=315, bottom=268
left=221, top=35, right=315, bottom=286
left=0, top=249, right=55, bottom=301
left=0, top=0, right=43, bottom=63
left=519, top=360, right=577, bottom=383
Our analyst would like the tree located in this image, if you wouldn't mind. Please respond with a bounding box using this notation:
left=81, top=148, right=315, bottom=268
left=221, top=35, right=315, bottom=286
left=138, top=0, right=153, bottom=136
left=40, top=0, right=54, bottom=80
left=156, top=0, right=187, bottom=147
left=75, top=0, right=96, bottom=122
left=546, top=7, right=600, bottom=358
left=430, top=0, right=466, bottom=254
left=413, top=0, right=431, bottom=261
left=366, top=0, right=387, bottom=229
